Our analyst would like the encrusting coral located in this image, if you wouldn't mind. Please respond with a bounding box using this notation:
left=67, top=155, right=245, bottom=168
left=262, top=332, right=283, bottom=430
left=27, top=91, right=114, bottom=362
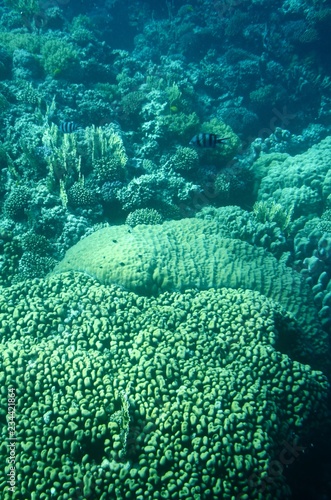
left=0, top=272, right=329, bottom=499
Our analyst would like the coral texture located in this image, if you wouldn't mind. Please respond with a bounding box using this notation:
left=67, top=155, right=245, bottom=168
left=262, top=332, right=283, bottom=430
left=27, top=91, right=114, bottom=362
left=0, top=273, right=328, bottom=499
left=53, top=215, right=328, bottom=362
left=256, top=136, right=331, bottom=216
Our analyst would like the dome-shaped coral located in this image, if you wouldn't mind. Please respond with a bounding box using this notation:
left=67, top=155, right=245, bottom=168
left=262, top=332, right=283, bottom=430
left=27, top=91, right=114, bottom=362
left=0, top=273, right=328, bottom=499
left=53, top=214, right=329, bottom=364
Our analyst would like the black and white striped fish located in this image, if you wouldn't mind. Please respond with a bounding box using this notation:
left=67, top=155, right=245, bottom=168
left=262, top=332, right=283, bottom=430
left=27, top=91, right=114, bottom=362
left=58, top=121, right=79, bottom=133
left=189, top=133, right=229, bottom=148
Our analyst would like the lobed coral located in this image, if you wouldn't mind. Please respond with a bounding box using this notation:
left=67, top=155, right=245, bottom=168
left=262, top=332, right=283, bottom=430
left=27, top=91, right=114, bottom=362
left=53, top=214, right=328, bottom=364
left=0, top=222, right=22, bottom=287
left=255, top=137, right=331, bottom=216
left=196, top=205, right=290, bottom=258
left=293, top=216, right=331, bottom=328
left=0, top=272, right=329, bottom=499
left=0, top=2, right=330, bottom=497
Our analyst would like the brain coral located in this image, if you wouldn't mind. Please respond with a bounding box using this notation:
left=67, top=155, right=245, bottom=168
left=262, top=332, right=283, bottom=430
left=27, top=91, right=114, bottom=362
left=53, top=217, right=328, bottom=363
left=0, top=272, right=329, bottom=500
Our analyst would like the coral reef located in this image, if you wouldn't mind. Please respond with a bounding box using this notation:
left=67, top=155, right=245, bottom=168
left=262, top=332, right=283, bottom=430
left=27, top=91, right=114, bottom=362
left=214, top=164, right=254, bottom=206
left=42, top=123, right=127, bottom=201
left=40, top=39, right=79, bottom=78
left=0, top=221, right=22, bottom=286
left=115, top=169, right=200, bottom=213
left=253, top=201, right=293, bottom=233
left=255, top=137, right=331, bottom=217
left=67, top=179, right=96, bottom=208
left=169, top=147, right=199, bottom=173
left=196, top=205, right=290, bottom=258
left=0, top=272, right=329, bottom=499
left=125, top=208, right=163, bottom=227
left=3, top=186, right=31, bottom=220
left=0, top=0, right=331, bottom=495
left=15, top=251, right=55, bottom=281
left=53, top=214, right=328, bottom=364
left=195, top=118, right=241, bottom=168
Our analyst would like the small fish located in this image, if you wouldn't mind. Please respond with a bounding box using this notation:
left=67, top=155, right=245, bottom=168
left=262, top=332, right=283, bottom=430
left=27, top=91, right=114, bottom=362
left=58, top=121, right=79, bottom=133
left=189, top=133, right=230, bottom=148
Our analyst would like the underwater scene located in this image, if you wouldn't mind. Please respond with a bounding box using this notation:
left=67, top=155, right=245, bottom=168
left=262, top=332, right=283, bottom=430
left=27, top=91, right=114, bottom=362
left=1, top=0, right=331, bottom=499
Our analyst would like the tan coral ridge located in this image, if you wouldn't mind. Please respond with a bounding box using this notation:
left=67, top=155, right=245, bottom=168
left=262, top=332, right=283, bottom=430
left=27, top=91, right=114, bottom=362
left=53, top=215, right=328, bottom=363
left=0, top=272, right=329, bottom=499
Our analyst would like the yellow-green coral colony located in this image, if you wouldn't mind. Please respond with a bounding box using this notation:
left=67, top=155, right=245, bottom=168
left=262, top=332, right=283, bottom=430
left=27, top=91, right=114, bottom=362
left=0, top=273, right=329, bottom=499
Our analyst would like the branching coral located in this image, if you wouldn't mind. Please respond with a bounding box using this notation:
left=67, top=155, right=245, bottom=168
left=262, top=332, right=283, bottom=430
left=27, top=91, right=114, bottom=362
left=42, top=124, right=127, bottom=205
left=84, top=124, right=128, bottom=182
left=41, top=38, right=79, bottom=77
left=253, top=200, right=293, bottom=233
left=169, top=146, right=199, bottom=173
left=42, top=123, right=81, bottom=193
left=4, top=186, right=31, bottom=220
left=3, top=0, right=39, bottom=17
left=125, top=208, right=163, bottom=227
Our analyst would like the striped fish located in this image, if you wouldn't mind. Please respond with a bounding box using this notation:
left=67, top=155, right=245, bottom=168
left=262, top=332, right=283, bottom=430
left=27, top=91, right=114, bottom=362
left=58, top=121, right=79, bottom=133
left=189, top=133, right=229, bottom=148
